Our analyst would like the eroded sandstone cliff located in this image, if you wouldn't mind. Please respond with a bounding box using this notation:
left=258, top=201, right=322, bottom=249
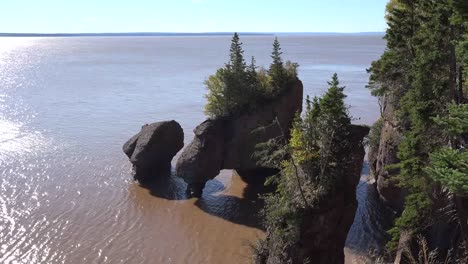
left=368, top=95, right=405, bottom=212
left=176, top=79, right=303, bottom=196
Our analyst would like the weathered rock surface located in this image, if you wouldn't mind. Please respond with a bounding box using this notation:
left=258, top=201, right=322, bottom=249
left=176, top=79, right=303, bottom=196
left=368, top=95, right=405, bottom=212
left=259, top=125, right=370, bottom=264
left=123, top=120, right=184, bottom=182
left=175, top=119, right=225, bottom=197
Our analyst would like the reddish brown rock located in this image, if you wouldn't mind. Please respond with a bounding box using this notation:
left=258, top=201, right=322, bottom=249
left=123, top=120, right=184, bottom=182
left=176, top=79, right=303, bottom=196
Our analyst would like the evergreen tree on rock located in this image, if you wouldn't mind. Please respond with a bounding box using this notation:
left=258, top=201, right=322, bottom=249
left=269, top=37, right=286, bottom=93
left=228, top=32, right=246, bottom=73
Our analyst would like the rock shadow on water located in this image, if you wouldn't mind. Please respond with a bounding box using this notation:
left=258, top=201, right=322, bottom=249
left=195, top=179, right=267, bottom=231
left=135, top=167, right=211, bottom=200
left=136, top=168, right=268, bottom=230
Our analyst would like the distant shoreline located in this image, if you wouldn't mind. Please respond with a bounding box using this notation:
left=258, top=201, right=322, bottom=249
left=0, top=32, right=384, bottom=37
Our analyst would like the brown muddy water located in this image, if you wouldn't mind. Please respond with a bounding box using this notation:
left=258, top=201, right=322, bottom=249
left=0, top=35, right=392, bottom=263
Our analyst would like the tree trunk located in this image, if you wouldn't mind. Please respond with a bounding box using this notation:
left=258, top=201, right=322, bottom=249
left=459, top=65, right=464, bottom=103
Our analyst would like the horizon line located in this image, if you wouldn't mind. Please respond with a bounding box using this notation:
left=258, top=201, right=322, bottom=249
left=0, top=31, right=385, bottom=37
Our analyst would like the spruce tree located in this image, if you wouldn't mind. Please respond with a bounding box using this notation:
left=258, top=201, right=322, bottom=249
left=247, top=56, right=257, bottom=76
left=205, top=33, right=298, bottom=118
left=246, top=56, right=261, bottom=99
left=228, top=32, right=246, bottom=73
left=270, top=37, right=283, bottom=68
left=269, top=37, right=285, bottom=93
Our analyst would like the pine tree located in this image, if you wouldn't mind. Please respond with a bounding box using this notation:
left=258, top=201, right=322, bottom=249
left=246, top=56, right=261, bottom=99
left=320, top=73, right=348, bottom=122
left=205, top=33, right=298, bottom=118
left=269, top=37, right=286, bottom=93
left=270, top=37, right=283, bottom=68
left=247, top=56, right=257, bottom=77
left=228, top=32, right=246, bottom=73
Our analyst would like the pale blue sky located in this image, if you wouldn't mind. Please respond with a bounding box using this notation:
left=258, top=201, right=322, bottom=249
left=0, top=0, right=388, bottom=33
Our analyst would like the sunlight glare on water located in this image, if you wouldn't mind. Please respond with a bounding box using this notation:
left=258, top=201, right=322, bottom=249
left=0, top=35, right=387, bottom=264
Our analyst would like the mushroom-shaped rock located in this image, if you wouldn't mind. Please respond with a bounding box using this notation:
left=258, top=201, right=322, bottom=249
left=175, top=119, right=225, bottom=197
left=176, top=79, right=303, bottom=197
left=123, top=120, right=184, bottom=182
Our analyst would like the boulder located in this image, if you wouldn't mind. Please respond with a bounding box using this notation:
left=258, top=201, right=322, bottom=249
left=123, top=120, right=184, bottom=182
left=176, top=79, right=303, bottom=196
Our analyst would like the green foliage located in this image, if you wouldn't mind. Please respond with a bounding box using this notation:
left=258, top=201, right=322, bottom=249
left=426, top=104, right=468, bottom=196
left=367, top=0, right=416, bottom=99
left=278, top=74, right=351, bottom=197
left=254, top=74, right=353, bottom=261
left=204, top=33, right=298, bottom=118
left=427, top=148, right=468, bottom=195
left=387, top=192, right=433, bottom=251
left=433, top=104, right=468, bottom=137
left=269, top=37, right=286, bottom=91
left=204, top=68, right=231, bottom=117
left=369, top=118, right=384, bottom=150
left=452, top=0, right=468, bottom=20
left=284, top=60, right=299, bottom=80
left=368, top=0, right=468, bottom=252
left=227, top=32, right=246, bottom=73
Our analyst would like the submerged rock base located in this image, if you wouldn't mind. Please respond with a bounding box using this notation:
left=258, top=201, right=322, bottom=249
left=123, top=120, right=184, bottom=183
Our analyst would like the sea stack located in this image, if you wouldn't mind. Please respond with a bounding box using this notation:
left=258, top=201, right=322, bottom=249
left=123, top=120, right=184, bottom=183
left=256, top=125, right=369, bottom=264
left=176, top=79, right=303, bottom=197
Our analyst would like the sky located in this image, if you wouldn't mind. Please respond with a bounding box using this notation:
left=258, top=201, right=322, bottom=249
left=0, top=0, right=388, bottom=33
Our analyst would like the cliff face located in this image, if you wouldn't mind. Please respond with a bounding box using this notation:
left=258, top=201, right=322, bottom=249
left=222, top=80, right=303, bottom=170
left=368, top=95, right=405, bottom=212
left=258, top=125, right=369, bottom=264
left=368, top=96, right=467, bottom=261
left=176, top=79, right=303, bottom=196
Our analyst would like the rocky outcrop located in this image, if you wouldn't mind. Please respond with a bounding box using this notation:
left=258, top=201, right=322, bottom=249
left=175, top=119, right=225, bottom=197
left=176, top=79, right=303, bottom=196
left=123, top=121, right=184, bottom=182
left=258, top=125, right=369, bottom=264
left=369, top=95, right=405, bottom=212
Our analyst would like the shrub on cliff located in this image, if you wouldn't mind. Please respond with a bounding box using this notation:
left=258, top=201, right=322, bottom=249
left=368, top=118, right=383, bottom=152
left=204, top=33, right=298, bottom=118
